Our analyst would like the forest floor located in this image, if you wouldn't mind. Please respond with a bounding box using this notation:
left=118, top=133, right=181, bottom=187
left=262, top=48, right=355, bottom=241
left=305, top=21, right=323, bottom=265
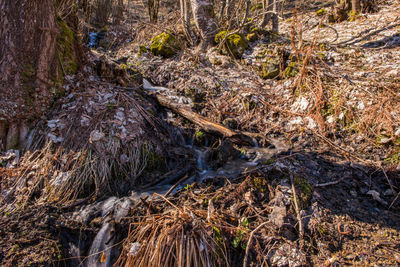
left=1, top=0, right=400, bottom=266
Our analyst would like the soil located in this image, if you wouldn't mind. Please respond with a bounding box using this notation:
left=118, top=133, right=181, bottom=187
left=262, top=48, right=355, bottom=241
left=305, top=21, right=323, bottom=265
left=1, top=0, right=400, bottom=266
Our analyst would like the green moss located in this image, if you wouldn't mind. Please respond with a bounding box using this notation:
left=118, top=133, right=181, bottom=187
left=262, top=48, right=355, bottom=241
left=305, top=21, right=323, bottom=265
left=283, top=61, right=299, bottom=78
left=138, top=45, right=148, bottom=56
left=259, top=58, right=280, bottom=79
left=215, top=31, right=248, bottom=59
left=316, top=8, right=327, bottom=16
left=251, top=3, right=263, bottom=12
left=252, top=177, right=268, bottom=193
left=384, top=148, right=400, bottom=165
left=150, top=32, right=180, bottom=58
left=246, top=27, right=262, bottom=42
left=294, top=176, right=313, bottom=209
left=56, top=17, right=78, bottom=75
left=349, top=10, right=358, bottom=22
left=195, top=131, right=204, bottom=139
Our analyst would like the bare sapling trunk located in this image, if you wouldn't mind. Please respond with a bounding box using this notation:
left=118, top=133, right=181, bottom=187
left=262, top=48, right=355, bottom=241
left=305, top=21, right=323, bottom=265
left=113, top=0, right=125, bottom=25
left=352, top=0, right=361, bottom=13
left=191, top=0, right=218, bottom=51
left=180, top=0, right=196, bottom=45
left=148, top=0, right=160, bottom=23
left=261, top=0, right=279, bottom=33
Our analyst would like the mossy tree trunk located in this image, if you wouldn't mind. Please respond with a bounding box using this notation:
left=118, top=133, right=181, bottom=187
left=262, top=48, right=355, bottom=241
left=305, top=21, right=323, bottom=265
left=191, top=0, right=218, bottom=51
left=0, top=0, right=82, bottom=151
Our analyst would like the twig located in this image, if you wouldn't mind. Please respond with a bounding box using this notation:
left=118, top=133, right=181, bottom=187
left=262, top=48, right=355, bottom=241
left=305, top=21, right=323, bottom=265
left=313, top=174, right=350, bottom=188
left=290, top=173, right=304, bottom=249
left=243, top=221, right=269, bottom=267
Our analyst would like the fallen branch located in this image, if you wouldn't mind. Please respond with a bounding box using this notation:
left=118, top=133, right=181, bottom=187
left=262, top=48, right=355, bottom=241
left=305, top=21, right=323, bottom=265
left=150, top=93, right=255, bottom=146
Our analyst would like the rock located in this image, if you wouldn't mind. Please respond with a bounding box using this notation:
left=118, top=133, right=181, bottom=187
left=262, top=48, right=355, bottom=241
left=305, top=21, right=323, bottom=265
left=260, top=57, right=280, bottom=79
left=150, top=32, right=180, bottom=58
left=283, top=61, right=299, bottom=78
left=89, top=130, right=105, bottom=143
left=215, top=31, right=248, bottom=59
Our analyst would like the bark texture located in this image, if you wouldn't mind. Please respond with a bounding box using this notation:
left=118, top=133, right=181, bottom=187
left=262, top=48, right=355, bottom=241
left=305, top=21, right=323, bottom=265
left=0, top=0, right=82, bottom=150
left=0, top=0, right=58, bottom=123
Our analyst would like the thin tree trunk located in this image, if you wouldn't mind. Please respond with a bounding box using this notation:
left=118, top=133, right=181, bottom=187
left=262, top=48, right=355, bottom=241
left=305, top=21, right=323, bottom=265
left=191, top=0, right=218, bottom=51
left=180, top=0, right=196, bottom=45
left=352, top=0, right=361, bottom=13
left=261, top=0, right=279, bottom=32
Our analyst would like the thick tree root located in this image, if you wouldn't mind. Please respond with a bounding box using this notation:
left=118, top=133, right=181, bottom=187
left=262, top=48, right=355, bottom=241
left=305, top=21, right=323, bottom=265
left=0, top=121, right=30, bottom=151
left=5, top=123, right=18, bottom=150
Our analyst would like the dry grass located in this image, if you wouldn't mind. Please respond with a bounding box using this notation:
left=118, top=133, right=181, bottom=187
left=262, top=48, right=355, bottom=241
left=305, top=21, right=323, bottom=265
left=116, top=197, right=230, bottom=267
left=0, top=91, right=169, bottom=206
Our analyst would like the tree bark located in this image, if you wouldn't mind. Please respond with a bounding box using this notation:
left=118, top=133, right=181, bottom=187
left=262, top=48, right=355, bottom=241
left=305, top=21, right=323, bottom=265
left=261, top=0, right=279, bottom=32
left=352, top=0, right=361, bottom=13
left=191, top=0, right=218, bottom=51
left=0, top=0, right=58, bottom=125
left=180, top=0, right=196, bottom=45
left=0, top=0, right=82, bottom=150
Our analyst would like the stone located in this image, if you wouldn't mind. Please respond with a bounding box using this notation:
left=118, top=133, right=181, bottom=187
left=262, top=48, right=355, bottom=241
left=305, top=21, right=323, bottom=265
left=150, top=32, right=180, bottom=58
left=260, top=57, right=280, bottom=79
left=215, top=31, right=248, bottom=59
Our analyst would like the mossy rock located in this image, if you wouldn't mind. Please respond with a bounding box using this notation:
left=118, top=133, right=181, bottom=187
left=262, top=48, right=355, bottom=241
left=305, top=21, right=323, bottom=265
left=246, top=27, right=263, bottom=42
left=150, top=32, right=180, bottom=58
left=215, top=31, right=248, bottom=59
left=283, top=61, right=299, bottom=78
left=260, top=58, right=280, bottom=79
left=316, top=8, right=327, bottom=16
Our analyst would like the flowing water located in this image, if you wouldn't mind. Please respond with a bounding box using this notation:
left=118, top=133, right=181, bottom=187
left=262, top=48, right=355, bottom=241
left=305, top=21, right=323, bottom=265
left=70, top=79, right=289, bottom=266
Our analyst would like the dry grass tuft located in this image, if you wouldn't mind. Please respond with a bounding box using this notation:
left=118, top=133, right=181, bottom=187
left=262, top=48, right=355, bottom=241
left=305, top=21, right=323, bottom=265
left=116, top=199, right=230, bottom=267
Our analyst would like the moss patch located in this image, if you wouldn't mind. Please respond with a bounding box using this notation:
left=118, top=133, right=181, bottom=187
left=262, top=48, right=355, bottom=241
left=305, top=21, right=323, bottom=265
left=56, top=17, right=78, bottom=75
left=215, top=31, right=248, bottom=59
left=283, top=61, right=299, bottom=78
left=316, top=8, right=327, bottom=16
left=259, top=57, right=280, bottom=79
left=150, top=32, right=180, bottom=58
left=294, top=176, right=313, bottom=209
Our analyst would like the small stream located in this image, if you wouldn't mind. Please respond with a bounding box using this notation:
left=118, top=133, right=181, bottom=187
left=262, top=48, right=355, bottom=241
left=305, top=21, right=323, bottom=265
left=68, top=80, right=289, bottom=266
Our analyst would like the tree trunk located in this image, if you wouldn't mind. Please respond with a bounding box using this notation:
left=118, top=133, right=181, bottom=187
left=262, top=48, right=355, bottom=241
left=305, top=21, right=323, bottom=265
left=113, top=0, right=125, bottom=25
left=352, top=0, right=361, bottom=13
left=191, top=0, right=218, bottom=51
left=0, top=0, right=82, bottom=150
left=180, top=0, right=196, bottom=45
left=261, top=0, right=279, bottom=32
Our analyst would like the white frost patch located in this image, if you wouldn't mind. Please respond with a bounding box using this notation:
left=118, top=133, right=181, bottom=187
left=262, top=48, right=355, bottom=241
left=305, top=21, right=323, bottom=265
left=357, top=101, right=365, bottom=110
left=291, top=97, right=310, bottom=112
left=327, top=115, right=335, bottom=124
left=306, top=117, right=317, bottom=129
